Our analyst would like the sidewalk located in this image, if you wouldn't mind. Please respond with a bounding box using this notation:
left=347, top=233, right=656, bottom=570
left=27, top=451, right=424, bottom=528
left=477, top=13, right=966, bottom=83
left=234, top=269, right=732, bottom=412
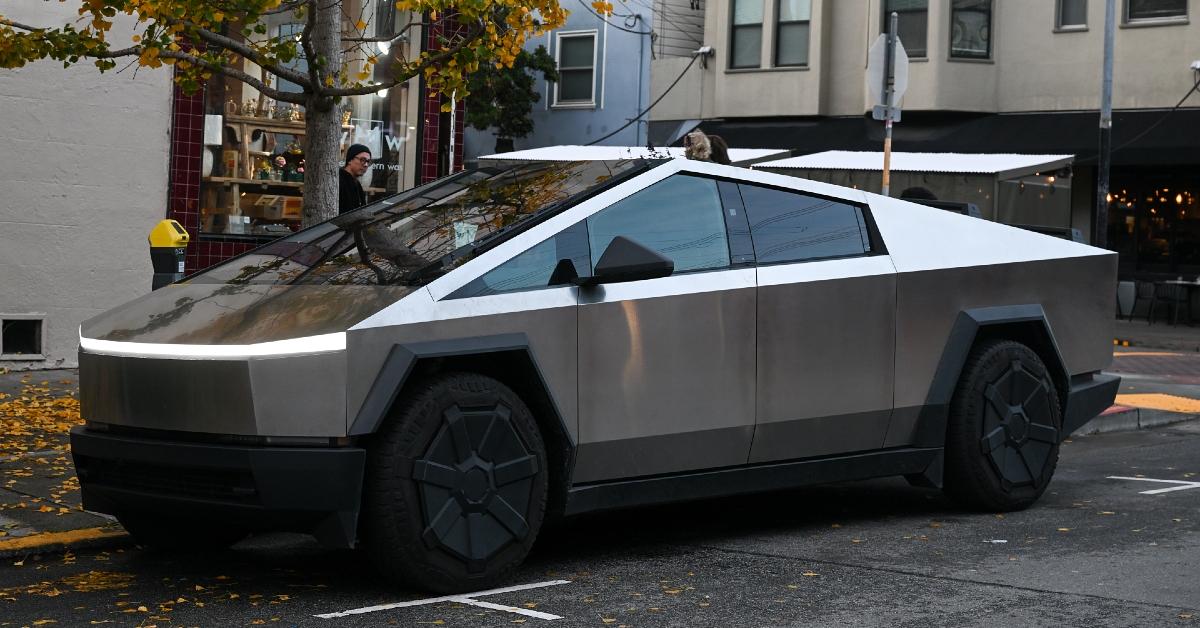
left=2, top=326, right=1199, bottom=559
left=0, top=369, right=127, bottom=558
left=1113, top=317, right=1200, bottom=352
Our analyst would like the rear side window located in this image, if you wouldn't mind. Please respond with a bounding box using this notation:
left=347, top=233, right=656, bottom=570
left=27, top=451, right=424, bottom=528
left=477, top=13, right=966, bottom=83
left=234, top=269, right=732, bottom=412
left=738, top=184, right=870, bottom=264
left=586, top=175, right=731, bottom=273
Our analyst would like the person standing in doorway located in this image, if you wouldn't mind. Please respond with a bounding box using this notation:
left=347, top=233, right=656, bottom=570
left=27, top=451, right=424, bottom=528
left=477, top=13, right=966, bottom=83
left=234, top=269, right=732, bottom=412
left=339, top=143, right=371, bottom=214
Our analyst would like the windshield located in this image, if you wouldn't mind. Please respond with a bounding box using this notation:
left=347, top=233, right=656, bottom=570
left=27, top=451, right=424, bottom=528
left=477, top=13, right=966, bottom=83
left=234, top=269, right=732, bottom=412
left=81, top=160, right=648, bottom=345
left=190, top=159, right=647, bottom=288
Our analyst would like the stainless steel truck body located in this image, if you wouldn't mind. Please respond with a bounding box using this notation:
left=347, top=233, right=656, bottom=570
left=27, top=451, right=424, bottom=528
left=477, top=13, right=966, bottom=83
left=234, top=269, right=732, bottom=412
left=72, top=158, right=1118, bottom=592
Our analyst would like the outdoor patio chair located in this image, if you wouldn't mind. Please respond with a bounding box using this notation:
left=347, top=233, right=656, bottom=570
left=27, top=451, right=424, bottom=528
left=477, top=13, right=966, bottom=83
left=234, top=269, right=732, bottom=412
left=1149, top=282, right=1192, bottom=325
left=1129, top=280, right=1156, bottom=323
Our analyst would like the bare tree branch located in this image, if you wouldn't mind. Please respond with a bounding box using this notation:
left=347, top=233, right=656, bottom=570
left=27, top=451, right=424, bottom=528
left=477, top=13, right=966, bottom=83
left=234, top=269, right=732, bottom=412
left=261, top=0, right=308, bottom=16
left=300, top=0, right=320, bottom=90
left=0, top=18, right=44, bottom=32
left=171, top=19, right=312, bottom=88
left=323, top=23, right=486, bottom=98
left=342, top=32, right=412, bottom=43
left=156, top=49, right=308, bottom=104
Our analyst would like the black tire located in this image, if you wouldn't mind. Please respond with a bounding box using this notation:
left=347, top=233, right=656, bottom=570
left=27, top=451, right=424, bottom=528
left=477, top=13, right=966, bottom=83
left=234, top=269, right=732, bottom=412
left=943, top=339, right=1063, bottom=512
left=362, top=372, right=548, bottom=593
left=117, top=511, right=248, bottom=550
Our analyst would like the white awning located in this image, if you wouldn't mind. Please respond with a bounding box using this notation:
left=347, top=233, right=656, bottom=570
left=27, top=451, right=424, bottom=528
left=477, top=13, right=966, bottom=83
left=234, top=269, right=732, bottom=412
left=754, top=150, right=1074, bottom=179
left=479, top=145, right=789, bottom=166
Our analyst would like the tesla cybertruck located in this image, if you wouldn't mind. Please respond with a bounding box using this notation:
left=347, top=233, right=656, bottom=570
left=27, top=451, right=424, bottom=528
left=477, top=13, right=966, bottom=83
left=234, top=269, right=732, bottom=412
left=72, top=157, right=1118, bottom=592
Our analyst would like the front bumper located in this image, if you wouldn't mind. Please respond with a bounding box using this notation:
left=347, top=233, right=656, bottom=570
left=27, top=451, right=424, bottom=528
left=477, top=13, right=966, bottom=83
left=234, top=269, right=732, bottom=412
left=70, top=426, right=365, bottom=548
left=1063, top=372, right=1122, bottom=435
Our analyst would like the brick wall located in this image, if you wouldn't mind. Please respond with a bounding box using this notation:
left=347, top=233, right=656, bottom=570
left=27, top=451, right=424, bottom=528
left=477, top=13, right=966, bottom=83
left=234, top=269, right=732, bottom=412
left=166, top=85, right=257, bottom=274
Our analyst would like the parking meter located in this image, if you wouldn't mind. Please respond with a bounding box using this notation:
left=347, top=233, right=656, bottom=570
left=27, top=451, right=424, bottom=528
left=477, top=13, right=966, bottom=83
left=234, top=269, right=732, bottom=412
left=148, top=219, right=190, bottom=290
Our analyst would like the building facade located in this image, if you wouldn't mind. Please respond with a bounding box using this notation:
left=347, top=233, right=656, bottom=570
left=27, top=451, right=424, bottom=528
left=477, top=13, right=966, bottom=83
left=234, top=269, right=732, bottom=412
left=168, top=2, right=441, bottom=274
left=0, top=1, right=462, bottom=369
left=649, top=0, right=1200, bottom=277
left=0, top=3, right=173, bottom=369
left=463, top=1, right=658, bottom=162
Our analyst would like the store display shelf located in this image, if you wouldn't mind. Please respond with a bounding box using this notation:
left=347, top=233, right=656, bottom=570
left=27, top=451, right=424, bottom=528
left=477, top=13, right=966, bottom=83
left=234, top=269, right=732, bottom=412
left=203, top=176, right=390, bottom=194
left=205, top=176, right=304, bottom=188
left=225, top=114, right=306, bottom=133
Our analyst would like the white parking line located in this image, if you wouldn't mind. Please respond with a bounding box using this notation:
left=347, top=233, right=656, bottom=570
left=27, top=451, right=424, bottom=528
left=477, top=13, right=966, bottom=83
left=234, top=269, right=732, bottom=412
left=315, top=579, right=573, bottom=620
left=1107, top=476, right=1200, bottom=495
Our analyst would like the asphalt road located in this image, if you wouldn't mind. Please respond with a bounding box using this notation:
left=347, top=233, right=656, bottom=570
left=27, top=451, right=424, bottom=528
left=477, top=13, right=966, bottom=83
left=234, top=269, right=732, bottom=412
left=1, top=422, right=1197, bottom=628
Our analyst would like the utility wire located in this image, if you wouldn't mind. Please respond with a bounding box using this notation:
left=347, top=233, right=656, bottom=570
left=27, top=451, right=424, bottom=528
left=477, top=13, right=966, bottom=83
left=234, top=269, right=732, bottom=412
left=629, top=0, right=704, bottom=46
left=585, top=52, right=700, bottom=146
left=575, top=0, right=654, bottom=35
left=1076, top=75, right=1200, bottom=165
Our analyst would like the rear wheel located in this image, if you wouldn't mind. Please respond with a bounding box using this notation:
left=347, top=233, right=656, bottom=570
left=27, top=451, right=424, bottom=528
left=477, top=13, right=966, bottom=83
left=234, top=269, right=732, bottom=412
left=943, top=339, right=1063, bottom=511
left=363, top=372, right=548, bottom=593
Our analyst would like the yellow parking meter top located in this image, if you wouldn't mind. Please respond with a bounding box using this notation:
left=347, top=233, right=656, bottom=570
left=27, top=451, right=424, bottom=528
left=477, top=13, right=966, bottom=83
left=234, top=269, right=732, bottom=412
left=148, top=219, right=190, bottom=248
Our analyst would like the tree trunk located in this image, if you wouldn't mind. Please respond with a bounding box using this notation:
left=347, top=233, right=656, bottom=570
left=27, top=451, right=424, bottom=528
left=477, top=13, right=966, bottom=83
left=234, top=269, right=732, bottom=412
left=301, top=0, right=344, bottom=227
left=303, top=96, right=340, bottom=227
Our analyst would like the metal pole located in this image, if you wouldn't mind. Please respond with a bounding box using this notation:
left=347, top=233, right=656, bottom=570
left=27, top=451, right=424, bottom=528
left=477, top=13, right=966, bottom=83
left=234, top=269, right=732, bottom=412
left=881, top=12, right=897, bottom=196
left=1095, top=0, right=1116, bottom=247
left=449, top=90, right=458, bottom=174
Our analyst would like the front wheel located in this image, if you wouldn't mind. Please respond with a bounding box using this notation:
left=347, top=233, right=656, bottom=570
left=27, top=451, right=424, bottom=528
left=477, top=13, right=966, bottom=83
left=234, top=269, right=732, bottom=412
left=362, top=372, right=548, bottom=593
left=943, top=340, right=1063, bottom=512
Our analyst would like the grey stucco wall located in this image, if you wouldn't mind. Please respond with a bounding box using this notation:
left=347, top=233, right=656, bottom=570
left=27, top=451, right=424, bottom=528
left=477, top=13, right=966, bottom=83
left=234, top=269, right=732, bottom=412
left=652, top=0, right=1200, bottom=120
left=464, top=10, right=654, bottom=162
left=0, top=3, right=172, bottom=369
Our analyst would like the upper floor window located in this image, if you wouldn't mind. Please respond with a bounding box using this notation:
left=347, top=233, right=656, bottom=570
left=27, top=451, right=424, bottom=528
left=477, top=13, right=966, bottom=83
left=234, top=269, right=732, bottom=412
left=731, top=0, right=764, bottom=68
left=1126, top=0, right=1187, bottom=21
left=588, top=175, right=731, bottom=273
left=1057, top=0, right=1088, bottom=28
left=737, top=184, right=870, bottom=264
left=950, top=0, right=992, bottom=59
left=775, top=0, right=812, bottom=66
left=883, top=0, right=928, bottom=58
left=555, top=32, right=596, bottom=105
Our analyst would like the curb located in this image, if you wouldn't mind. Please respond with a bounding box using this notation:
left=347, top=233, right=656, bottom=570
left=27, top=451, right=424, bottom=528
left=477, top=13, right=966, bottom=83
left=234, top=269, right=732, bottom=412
left=0, top=526, right=131, bottom=559
left=1073, top=406, right=1199, bottom=436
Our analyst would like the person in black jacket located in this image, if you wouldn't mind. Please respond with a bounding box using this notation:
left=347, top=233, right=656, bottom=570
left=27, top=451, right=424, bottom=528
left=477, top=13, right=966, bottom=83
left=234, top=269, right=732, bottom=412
left=339, top=144, right=371, bottom=214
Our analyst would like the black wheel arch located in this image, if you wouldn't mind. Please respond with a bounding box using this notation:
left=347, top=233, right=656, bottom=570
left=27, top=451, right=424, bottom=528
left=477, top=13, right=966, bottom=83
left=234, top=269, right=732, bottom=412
left=350, top=333, right=575, bottom=522
left=912, top=305, right=1070, bottom=449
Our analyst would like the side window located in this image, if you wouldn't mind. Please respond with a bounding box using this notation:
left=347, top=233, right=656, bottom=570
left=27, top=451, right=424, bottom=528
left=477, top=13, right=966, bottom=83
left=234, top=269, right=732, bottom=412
left=586, top=175, right=731, bottom=274
left=447, top=223, right=589, bottom=298
left=738, top=184, right=870, bottom=264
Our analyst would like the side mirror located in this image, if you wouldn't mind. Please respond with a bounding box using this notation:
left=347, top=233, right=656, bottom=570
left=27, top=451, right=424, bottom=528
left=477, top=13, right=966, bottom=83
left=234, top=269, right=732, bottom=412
left=576, top=235, right=674, bottom=286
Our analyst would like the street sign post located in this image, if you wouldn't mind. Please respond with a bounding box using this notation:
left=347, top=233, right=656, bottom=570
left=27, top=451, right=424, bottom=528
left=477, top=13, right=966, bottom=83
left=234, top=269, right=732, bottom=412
left=866, top=13, right=908, bottom=196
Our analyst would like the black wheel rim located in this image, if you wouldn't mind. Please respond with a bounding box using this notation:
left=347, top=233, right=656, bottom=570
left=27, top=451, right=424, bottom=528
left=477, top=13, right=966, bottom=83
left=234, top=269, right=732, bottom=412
left=979, top=359, right=1058, bottom=487
left=412, top=403, right=539, bottom=570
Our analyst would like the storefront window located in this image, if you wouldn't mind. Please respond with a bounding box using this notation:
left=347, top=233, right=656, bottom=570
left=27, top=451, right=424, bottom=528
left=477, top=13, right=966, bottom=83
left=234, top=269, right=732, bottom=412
left=197, top=4, right=420, bottom=238
left=1108, top=170, right=1200, bottom=276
